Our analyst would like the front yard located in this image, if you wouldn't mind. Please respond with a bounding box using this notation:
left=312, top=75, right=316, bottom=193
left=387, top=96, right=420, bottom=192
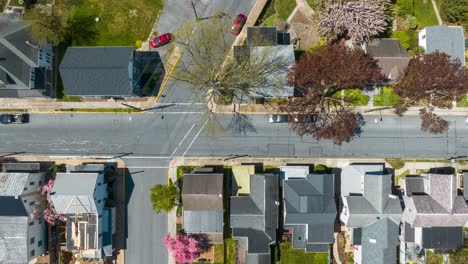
left=414, top=0, right=439, bottom=28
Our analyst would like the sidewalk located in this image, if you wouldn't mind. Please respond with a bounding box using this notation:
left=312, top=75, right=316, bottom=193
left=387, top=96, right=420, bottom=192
left=211, top=100, right=468, bottom=116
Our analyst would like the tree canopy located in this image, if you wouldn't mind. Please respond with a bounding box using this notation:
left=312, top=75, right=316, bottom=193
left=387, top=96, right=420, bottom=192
left=163, top=234, right=200, bottom=263
left=280, top=44, right=383, bottom=144
left=318, top=0, right=389, bottom=43
left=150, top=180, right=178, bottom=213
left=441, top=0, right=468, bottom=23
left=394, top=51, right=468, bottom=133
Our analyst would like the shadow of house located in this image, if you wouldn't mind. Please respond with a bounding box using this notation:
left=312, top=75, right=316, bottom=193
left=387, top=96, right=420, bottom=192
left=60, top=47, right=164, bottom=98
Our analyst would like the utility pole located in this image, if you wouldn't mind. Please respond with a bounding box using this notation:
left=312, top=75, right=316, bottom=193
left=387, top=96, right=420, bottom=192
left=190, top=1, right=199, bottom=20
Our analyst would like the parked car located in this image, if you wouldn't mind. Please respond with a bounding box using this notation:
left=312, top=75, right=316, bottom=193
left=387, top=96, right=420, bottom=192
left=230, top=13, right=247, bottom=35
left=269, top=114, right=289, bottom=123
left=150, top=33, right=174, bottom=48
left=293, top=114, right=317, bottom=123
left=0, top=113, right=29, bottom=124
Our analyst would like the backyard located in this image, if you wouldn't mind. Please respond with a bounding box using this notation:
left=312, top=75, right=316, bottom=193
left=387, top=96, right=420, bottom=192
left=70, top=0, right=163, bottom=46
left=414, top=0, right=439, bottom=28
left=256, top=0, right=296, bottom=26
left=278, top=242, right=328, bottom=264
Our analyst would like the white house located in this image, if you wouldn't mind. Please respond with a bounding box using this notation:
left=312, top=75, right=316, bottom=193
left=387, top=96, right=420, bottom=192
left=418, top=25, right=465, bottom=66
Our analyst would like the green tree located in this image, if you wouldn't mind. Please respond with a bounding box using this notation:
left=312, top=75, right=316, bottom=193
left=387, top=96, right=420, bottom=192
left=26, top=7, right=67, bottom=45
left=441, top=0, right=468, bottom=22
left=66, top=6, right=99, bottom=45
left=396, top=0, right=414, bottom=17
left=150, top=180, right=178, bottom=213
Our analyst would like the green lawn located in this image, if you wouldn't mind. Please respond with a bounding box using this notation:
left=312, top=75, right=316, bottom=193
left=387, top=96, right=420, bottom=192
left=333, top=89, right=369, bottom=106
left=279, top=242, right=328, bottom=264
left=414, top=0, right=439, bottom=28
left=225, top=238, right=236, bottom=264
left=427, top=251, right=444, bottom=264
left=214, top=244, right=224, bottom=264
left=256, top=0, right=276, bottom=25
left=275, top=0, right=296, bottom=20
left=262, top=14, right=279, bottom=26
left=374, top=86, right=402, bottom=106
left=457, top=94, right=468, bottom=107
left=71, top=0, right=163, bottom=46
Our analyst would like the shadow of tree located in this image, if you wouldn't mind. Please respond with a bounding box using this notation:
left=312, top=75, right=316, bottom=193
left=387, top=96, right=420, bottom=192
left=228, top=113, right=257, bottom=135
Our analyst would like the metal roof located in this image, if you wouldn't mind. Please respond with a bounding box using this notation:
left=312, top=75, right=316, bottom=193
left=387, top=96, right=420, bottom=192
left=0, top=173, right=29, bottom=196
left=0, top=215, right=28, bottom=263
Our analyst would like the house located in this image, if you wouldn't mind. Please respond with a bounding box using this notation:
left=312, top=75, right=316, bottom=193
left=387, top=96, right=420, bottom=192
left=340, top=164, right=402, bottom=264
left=230, top=173, right=279, bottom=264
left=234, top=27, right=294, bottom=100
left=279, top=165, right=309, bottom=183
left=283, top=173, right=336, bottom=253
left=362, top=38, right=410, bottom=81
left=59, top=47, right=163, bottom=97
left=0, top=20, right=53, bottom=97
left=418, top=25, right=465, bottom=66
left=401, top=173, right=468, bottom=262
left=181, top=171, right=224, bottom=244
left=50, top=164, right=114, bottom=259
left=0, top=163, right=47, bottom=264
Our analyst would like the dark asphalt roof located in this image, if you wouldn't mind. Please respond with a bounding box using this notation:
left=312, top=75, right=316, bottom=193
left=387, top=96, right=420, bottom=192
left=247, top=27, right=278, bottom=47
left=405, top=177, right=425, bottom=196
left=305, top=243, right=328, bottom=253
left=0, top=196, right=27, bottom=216
left=422, top=227, right=463, bottom=249
left=353, top=228, right=362, bottom=245
left=59, top=47, right=134, bottom=96
left=366, top=38, right=408, bottom=57
left=405, top=223, right=415, bottom=243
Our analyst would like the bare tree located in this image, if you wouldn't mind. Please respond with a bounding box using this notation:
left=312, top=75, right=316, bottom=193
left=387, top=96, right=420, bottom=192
left=171, top=15, right=292, bottom=109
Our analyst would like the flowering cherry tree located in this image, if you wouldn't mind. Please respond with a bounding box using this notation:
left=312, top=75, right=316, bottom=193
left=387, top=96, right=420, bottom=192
left=319, top=0, right=389, bottom=44
left=163, top=234, right=201, bottom=263
left=30, top=179, right=65, bottom=225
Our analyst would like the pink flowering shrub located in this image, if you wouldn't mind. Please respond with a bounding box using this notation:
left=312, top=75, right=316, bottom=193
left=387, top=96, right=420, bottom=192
left=163, top=234, right=201, bottom=263
left=30, top=179, right=65, bottom=225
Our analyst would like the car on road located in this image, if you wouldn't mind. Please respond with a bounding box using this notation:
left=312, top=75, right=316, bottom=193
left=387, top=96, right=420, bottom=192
left=230, top=13, right=247, bottom=35
left=150, top=33, right=174, bottom=48
left=293, top=114, right=317, bottom=123
left=0, top=113, right=29, bottom=124
left=269, top=114, right=289, bottom=123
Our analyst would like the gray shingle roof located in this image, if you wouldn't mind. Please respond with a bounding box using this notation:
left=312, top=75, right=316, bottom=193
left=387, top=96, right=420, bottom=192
left=421, top=26, right=465, bottom=66
left=0, top=173, right=29, bottom=196
left=403, top=174, right=468, bottom=227
left=182, top=173, right=223, bottom=211
left=247, top=27, right=278, bottom=47
left=0, top=215, right=28, bottom=264
left=59, top=47, right=134, bottom=96
left=183, top=210, right=223, bottom=233
left=422, top=227, right=463, bottom=249
left=230, top=174, right=279, bottom=258
left=283, top=174, right=336, bottom=250
left=0, top=20, right=38, bottom=89
left=51, top=172, right=100, bottom=214
left=366, top=38, right=408, bottom=57
left=360, top=217, right=399, bottom=264
left=341, top=164, right=384, bottom=196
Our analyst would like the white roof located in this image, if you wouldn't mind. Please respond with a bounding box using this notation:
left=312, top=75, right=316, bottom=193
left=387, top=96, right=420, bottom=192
left=0, top=173, right=29, bottom=196
left=280, top=166, right=309, bottom=180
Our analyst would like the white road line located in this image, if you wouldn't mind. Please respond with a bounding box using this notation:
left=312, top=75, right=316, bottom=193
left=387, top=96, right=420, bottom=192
left=127, top=166, right=169, bottom=169
left=145, top=112, right=204, bottom=114
left=123, top=156, right=171, bottom=159
left=182, top=118, right=209, bottom=156
left=170, top=123, right=197, bottom=158
left=154, top=103, right=204, bottom=105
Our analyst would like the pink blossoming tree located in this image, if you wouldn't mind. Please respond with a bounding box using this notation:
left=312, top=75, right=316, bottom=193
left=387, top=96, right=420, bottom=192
left=30, top=179, right=65, bottom=225
left=319, top=0, right=389, bottom=44
left=163, top=234, right=201, bottom=263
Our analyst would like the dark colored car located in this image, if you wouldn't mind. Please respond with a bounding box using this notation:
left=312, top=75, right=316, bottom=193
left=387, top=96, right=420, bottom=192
left=230, top=13, right=247, bottom=35
left=294, top=114, right=317, bottom=123
left=150, top=33, right=174, bottom=48
left=0, top=113, right=29, bottom=124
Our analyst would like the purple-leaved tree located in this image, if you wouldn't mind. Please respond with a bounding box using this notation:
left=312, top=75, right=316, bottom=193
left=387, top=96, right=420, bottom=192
left=319, top=0, right=389, bottom=44
left=30, top=179, right=65, bottom=225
